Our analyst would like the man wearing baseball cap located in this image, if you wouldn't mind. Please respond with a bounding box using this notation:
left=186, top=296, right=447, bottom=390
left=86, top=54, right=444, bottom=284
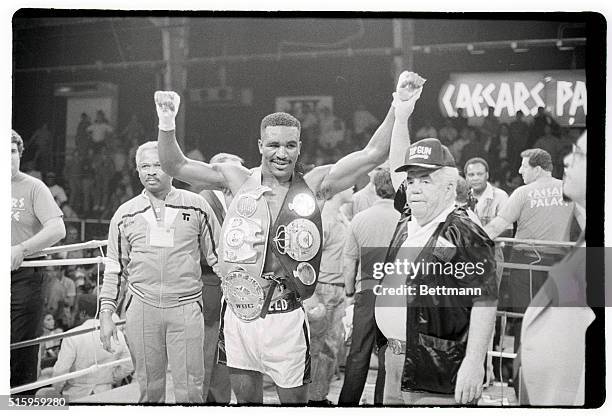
left=374, top=74, right=498, bottom=405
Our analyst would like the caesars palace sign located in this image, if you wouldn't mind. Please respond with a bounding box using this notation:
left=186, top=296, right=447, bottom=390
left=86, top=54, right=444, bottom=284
left=438, top=70, right=586, bottom=126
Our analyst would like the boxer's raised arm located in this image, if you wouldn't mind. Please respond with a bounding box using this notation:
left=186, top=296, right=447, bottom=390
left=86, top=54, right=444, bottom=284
left=389, top=86, right=423, bottom=191
left=315, top=106, right=395, bottom=199
left=155, top=91, right=229, bottom=189
left=318, top=71, right=425, bottom=199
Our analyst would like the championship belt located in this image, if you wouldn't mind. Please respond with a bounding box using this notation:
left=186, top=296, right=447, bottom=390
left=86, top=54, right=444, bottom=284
left=273, top=218, right=321, bottom=262
left=223, top=217, right=264, bottom=264
left=269, top=175, right=323, bottom=301
left=221, top=269, right=265, bottom=321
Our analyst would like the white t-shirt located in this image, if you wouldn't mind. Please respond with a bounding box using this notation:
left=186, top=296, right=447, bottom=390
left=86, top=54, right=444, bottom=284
left=375, top=203, right=455, bottom=341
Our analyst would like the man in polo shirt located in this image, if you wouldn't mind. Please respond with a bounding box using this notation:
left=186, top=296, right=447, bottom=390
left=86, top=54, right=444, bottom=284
left=338, top=168, right=400, bottom=405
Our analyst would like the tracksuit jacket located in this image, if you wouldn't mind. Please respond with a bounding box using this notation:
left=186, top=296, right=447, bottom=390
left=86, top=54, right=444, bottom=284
left=100, top=188, right=220, bottom=312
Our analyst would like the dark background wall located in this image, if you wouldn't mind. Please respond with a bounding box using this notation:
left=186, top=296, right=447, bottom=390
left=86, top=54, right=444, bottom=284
left=12, top=13, right=590, bottom=167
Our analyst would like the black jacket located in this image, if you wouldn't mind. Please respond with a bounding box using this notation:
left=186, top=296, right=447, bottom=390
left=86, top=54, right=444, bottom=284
left=387, top=194, right=497, bottom=394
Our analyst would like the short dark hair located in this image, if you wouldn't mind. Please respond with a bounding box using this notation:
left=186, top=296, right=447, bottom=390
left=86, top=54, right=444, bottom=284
left=373, top=168, right=395, bottom=199
left=520, top=148, right=553, bottom=172
left=260, top=112, right=301, bottom=137
left=11, top=129, right=24, bottom=157
left=464, top=157, right=489, bottom=174
left=78, top=294, right=98, bottom=318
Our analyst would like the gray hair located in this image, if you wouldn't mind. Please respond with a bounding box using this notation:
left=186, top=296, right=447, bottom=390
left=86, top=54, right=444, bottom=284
left=431, top=167, right=459, bottom=201
left=135, top=141, right=158, bottom=166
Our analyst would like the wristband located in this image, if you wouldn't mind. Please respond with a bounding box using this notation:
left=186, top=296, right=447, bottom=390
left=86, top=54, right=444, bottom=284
left=158, top=119, right=176, bottom=132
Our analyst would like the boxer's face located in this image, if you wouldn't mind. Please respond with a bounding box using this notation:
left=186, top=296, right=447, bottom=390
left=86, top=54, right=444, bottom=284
left=259, top=126, right=301, bottom=179
left=562, top=134, right=586, bottom=206
left=137, top=148, right=172, bottom=195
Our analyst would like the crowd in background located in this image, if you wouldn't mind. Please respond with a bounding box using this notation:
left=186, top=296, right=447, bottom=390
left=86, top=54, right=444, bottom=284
left=21, top=102, right=579, bottom=223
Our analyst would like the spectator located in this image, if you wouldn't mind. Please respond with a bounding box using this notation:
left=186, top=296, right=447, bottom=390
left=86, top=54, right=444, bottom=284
left=338, top=168, right=398, bottom=405
left=39, top=313, right=64, bottom=369
left=79, top=149, right=96, bottom=216
left=42, top=266, right=68, bottom=320
left=452, top=107, right=469, bottom=133
left=319, top=108, right=345, bottom=151
left=57, top=268, right=76, bottom=309
left=323, top=117, right=347, bottom=150
left=308, top=189, right=352, bottom=405
left=75, top=113, right=92, bottom=154
left=481, top=106, right=500, bottom=139
left=44, top=172, right=68, bottom=207
left=59, top=225, right=84, bottom=263
left=448, top=126, right=470, bottom=164
left=351, top=165, right=385, bottom=216
left=529, top=106, right=559, bottom=148
left=63, top=150, right=83, bottom=213
left=29, top=123, right=52, bottom=173
left=109, top=137, right=129, bottom=189
left=464, top=157, right=509, bottom=227
left=458, top=127, right=488, bottom=169
left=534, top=125, right=563, bottom=178
left=438, top=117, right=458, bottom=146
left=101, top=183, right=130, bottom=219
left=299, top=104, right=319, bottom=160
left=352, top=103, right=379, bottom=146
left=509, top=110, right=530, bottom=171
left=60, top=201, right=79, bottom=220
left=22, top=159, right=43, bottom=180
left=42, top=294, right=133, bottom=401
left=415, top=118, right=437, bottom=140
left=91, top=147, right=114, bottom=215
left=86, top=110, right=114, bottom=152
left=119, top=113, right=145, bottom=144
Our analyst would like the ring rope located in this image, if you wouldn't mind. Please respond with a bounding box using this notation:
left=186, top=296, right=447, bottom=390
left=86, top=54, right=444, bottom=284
left=10, top=320, right=126, bottom=350
left=10, top=358, right=132, bottom=395
left=29, top=240, right=108, bottom=257
left=21, top=257, right=105, bottom=268
left=11, top=235, right=572, bottom=398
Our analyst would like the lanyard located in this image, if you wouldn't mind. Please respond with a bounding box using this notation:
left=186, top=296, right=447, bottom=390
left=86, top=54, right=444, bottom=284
left=146, top=195, right=164, bottom=223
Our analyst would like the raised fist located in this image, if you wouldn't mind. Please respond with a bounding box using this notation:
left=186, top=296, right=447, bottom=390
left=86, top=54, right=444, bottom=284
left=154, top=91, right=181, bottom=131
left=396, top=71, right=426, bottom=101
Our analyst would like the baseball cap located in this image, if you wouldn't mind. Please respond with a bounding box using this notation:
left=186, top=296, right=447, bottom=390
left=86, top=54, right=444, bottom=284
left=395, top=138, right=456, bottom=173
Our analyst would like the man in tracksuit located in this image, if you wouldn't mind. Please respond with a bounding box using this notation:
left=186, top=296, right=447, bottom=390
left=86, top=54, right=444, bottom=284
left=99, top=141, right=220, bottom=403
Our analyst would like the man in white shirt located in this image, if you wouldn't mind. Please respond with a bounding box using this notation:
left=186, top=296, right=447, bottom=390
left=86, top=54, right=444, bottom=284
left=49, top=294, right=133, bottom=401
left=463, top=158, right=509, bottom=227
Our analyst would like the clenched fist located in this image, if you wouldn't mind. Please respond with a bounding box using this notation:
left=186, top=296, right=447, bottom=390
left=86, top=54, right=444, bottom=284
left=396, top=71, right=426, bottom=101
left=154, top=91, right=181, bottom=131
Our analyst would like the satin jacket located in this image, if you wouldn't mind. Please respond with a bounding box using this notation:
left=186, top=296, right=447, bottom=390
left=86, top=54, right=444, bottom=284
left=387, top=199, right=498, bottom=394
